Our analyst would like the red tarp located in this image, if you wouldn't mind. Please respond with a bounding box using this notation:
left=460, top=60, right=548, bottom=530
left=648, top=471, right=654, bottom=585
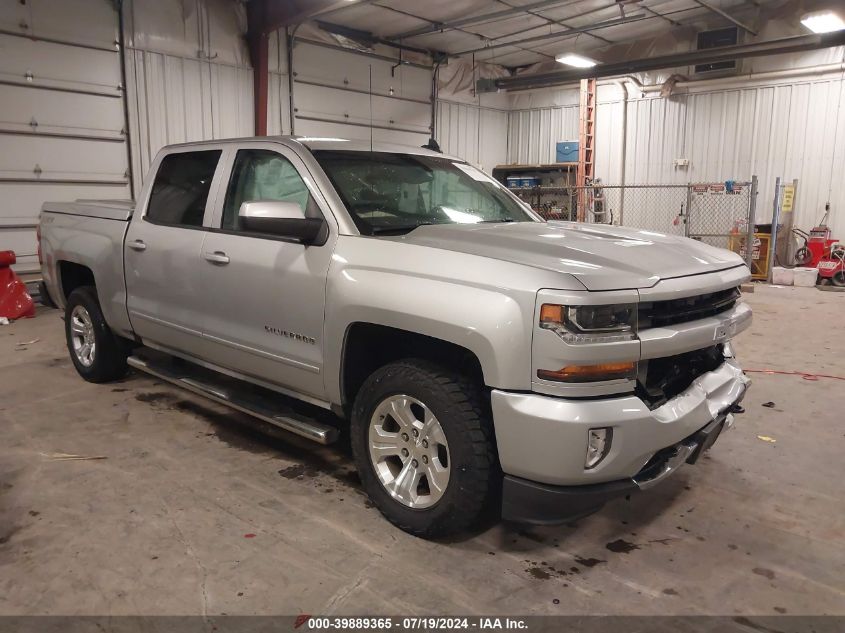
left=0, top=251, right=35, bottom=320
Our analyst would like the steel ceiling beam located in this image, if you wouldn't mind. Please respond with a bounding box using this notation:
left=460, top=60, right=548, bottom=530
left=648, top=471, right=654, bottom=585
left=455, top=13, right=646, bottom=56
left=482, top=2, right=620, bottom=45
left=690, top=0, right=757, bottom=35
left=280, top=0, right=379, bottom=29
left=641, top=5, right=681, bottom=27
left=387, top=0, right=582, bottom=40
left=494, top=0, right=614, bottom=46
left=485, top=31, right=845, bottom=91
left=315, top=21, right=443, bottom=57
left=371, top=2, right=556, bottom=61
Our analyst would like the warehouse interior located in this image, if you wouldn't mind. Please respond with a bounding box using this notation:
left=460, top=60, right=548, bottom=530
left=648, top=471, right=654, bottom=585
left=1, top=0, right=844, bottom=625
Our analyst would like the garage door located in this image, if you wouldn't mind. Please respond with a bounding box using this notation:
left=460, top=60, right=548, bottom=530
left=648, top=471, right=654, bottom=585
left=292, top=39, right=433, bottom=146
left=0, top=0, right=130, bottom=273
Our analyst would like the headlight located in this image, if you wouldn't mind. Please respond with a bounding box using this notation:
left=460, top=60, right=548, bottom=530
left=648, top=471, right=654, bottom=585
left=539, top=303, right=637, bottom=344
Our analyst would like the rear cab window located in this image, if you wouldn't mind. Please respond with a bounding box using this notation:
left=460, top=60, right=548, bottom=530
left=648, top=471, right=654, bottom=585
left=146, top=150, right=222, bottom=227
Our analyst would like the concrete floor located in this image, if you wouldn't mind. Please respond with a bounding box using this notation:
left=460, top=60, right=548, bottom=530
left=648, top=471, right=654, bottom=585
left=1, top=285, right=843, bottom=616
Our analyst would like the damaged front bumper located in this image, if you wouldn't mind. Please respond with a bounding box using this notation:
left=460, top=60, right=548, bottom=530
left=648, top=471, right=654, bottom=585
left=500, top=412, right=738, bottom=525
left=491, top=358, right=749, bottom=525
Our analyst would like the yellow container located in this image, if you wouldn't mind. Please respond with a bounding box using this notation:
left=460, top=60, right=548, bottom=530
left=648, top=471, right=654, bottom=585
left=729, top=233, right=770, bottom=280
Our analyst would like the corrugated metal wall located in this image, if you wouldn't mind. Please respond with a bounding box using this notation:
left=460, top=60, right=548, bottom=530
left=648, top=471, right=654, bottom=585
left=123, top=0, right=253, bottom=197
left=507, top=106, right=579, bottom=166
left=436, top=100, right=509, bottom=171
left=507, top=74, right=845, bottom=236
left=267, top=30, right=291, bottom=136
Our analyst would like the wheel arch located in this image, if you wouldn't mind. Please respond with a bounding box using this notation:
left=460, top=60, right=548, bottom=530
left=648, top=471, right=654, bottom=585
left=57, top=260, right=96, bottom=301
left=339, top=323, right=486, bottom=410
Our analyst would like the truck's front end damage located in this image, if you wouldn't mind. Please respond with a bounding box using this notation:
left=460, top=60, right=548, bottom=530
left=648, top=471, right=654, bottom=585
left=492, top=265, right=752, bottom=524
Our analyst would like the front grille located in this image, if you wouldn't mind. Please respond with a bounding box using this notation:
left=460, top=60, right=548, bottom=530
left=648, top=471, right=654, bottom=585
left=636, top=345, right=725, bottom=409
left=639, top=287, right=740, bottom=328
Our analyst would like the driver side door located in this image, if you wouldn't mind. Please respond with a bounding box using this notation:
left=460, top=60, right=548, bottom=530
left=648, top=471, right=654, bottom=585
left=195, top=143, right=337, bottom=404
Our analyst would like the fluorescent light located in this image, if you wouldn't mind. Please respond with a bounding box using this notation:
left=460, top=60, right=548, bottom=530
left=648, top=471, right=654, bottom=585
left=801, top=10, right=845, bottom=33
left=555, top=53, right=598, bottom=68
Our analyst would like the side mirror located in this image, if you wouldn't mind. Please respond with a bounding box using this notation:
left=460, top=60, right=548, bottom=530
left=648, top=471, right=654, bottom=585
left=238, top=201, right=326, bottom=245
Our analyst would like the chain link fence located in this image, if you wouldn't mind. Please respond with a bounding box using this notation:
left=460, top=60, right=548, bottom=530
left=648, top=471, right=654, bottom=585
left=528, top=180, right=756, bottom=267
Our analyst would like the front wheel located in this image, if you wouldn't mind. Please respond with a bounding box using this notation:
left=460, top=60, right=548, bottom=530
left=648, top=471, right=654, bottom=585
left=350, top=359, right=499, bottom=538
left=64, top=286, right=128, bottom=383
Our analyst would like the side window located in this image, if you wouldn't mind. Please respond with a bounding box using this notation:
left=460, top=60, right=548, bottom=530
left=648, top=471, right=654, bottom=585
left=221, top=149, right=317, bottom=231
left=146, top=150, right=221, bottom=227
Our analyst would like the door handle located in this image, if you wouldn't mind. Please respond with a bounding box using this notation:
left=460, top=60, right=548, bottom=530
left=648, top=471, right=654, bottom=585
left=128, top=240, right=147, bottom=251
left=203, top=251, right=230, bottom=265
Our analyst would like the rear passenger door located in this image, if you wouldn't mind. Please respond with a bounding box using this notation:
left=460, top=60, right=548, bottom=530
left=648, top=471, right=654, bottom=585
left=195, top=143, right=336, bottom=402
left=125, top=147, right=227, bottom=356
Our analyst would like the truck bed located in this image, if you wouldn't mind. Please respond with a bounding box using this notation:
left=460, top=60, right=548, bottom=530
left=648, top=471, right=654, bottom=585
left=41, top=199, right=135, bottom=222
left=40, top=198, right=135, bottom=337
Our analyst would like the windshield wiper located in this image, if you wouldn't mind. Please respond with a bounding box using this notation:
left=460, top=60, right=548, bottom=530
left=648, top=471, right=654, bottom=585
left=479, top=218, right=517, bottom=223
left=370, top=222, right=434, bottom=235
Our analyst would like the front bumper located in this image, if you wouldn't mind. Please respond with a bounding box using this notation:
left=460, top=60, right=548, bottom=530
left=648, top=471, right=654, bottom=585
left=491, top=357, right=749, bottom=522
left=501, top=413, right=735, bottom=524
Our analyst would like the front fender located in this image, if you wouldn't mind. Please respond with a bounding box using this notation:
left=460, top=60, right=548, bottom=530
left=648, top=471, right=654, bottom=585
left=323, top=237, right=582, bottom=405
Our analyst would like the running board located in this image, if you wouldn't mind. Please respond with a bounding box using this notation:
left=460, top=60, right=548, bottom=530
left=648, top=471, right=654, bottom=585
left=127, top=355, right=339, bottom=445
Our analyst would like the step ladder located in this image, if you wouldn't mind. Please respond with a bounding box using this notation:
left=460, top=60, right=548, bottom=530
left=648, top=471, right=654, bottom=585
left=577, top=77, right=596, bottom=222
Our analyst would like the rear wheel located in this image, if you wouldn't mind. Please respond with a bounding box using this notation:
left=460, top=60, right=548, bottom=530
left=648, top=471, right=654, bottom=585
left=350, top=359, right=498, bottom=538
left=831, top=270, right=845, bottom=287
left=65, top=286, right=128, bottom=382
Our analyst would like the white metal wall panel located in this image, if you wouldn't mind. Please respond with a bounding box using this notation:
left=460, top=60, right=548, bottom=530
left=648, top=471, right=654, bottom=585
left=506, top=74, right=845, bottom=237
left=126, top=0, right=248, bottom=67
left=507, top=106, right=578, bottom=165
left=0, top=2, right=129, bottom=273
left=594, top=100, right=623, bottom=184
left=436, top=100, right=508, bottom=172
left=125, top=49, right=253, bottom=192
left=123, top=0, right=254, bottom=197
left=267, top=30, right=291, bottom=135
left=622, top=79, right=845, bottom=235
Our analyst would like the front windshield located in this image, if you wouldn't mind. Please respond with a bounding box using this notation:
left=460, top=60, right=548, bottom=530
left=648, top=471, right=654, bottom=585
left=313, top=150, right=538, bottom=235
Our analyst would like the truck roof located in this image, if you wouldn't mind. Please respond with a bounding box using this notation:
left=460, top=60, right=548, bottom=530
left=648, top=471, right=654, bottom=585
left=161, top=135, right=462, bottom=161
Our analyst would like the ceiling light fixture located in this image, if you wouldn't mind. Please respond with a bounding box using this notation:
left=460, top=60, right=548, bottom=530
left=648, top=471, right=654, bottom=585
left=800, top=10, right=845, bottom=33
left=555, top=53, right=598, bottom=68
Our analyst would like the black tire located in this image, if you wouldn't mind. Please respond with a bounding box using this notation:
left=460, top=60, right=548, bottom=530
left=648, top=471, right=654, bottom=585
left=350, top=359, right=498, bottom=538
left=832, top=270, right=845, bottom=287
left=64, top=286, right=128, bottom=383
left=38, top=281, right=57, bottom=308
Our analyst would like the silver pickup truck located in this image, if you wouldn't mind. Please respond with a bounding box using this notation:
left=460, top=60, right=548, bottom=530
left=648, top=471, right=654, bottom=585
left=39, top=136, right=751, bottom=537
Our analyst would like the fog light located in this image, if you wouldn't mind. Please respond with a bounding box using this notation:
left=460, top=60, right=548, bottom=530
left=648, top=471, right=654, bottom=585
left=586, top=428, right=612, bottom=469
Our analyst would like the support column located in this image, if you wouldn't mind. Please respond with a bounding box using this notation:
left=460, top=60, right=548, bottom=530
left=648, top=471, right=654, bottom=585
left=249, top=32, right=269, bottom=136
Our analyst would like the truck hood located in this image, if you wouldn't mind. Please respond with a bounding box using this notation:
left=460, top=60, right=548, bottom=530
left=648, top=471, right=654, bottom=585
left=395, top=221, right=746, bottom=291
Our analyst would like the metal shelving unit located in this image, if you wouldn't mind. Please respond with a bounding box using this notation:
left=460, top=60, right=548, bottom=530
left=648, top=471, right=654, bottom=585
left=491, top=163, right=578, bottom=220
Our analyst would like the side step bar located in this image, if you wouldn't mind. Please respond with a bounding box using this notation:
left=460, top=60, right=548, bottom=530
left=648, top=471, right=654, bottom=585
left=127, top=355, right=339, bottom=445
